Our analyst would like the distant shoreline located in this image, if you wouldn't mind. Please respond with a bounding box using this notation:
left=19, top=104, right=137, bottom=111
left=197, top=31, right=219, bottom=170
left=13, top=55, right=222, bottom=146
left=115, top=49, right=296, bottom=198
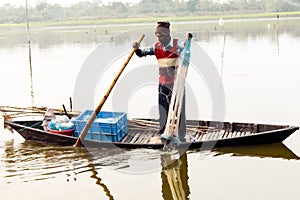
left=1, top=11, right=300, bottom=28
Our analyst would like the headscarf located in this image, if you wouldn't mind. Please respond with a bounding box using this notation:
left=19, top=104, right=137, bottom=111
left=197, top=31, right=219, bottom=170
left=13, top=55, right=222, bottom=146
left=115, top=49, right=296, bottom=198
left=155, top=21, right=170, bottom=36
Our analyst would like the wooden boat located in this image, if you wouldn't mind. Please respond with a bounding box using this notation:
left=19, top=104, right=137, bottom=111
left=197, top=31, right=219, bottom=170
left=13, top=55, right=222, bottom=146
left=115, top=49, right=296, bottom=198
left=4, top=119, right=299, bottom=150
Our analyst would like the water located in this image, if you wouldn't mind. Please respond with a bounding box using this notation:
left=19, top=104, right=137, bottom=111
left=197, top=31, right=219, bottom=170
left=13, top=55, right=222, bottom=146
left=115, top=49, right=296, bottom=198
left=1, top=18, right=300, bottom=199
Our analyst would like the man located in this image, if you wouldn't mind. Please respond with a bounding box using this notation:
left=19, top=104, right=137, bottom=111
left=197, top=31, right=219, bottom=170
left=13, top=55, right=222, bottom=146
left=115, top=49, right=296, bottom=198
left=132, top=21, right=191, bottom=141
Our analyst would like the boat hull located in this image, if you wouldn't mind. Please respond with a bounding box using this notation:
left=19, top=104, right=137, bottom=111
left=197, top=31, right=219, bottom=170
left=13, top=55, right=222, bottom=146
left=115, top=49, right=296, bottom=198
left=5, top=120, right=299, bottom=150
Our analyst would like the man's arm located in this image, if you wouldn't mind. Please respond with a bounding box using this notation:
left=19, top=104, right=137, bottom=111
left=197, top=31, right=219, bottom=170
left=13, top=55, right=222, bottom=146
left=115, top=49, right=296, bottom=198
left=132, top=42, right=155, bottom=57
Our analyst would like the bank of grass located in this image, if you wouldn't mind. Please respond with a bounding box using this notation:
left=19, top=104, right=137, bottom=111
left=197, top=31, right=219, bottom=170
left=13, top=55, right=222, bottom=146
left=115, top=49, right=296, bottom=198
left=1, top=11, right=300, bottom=28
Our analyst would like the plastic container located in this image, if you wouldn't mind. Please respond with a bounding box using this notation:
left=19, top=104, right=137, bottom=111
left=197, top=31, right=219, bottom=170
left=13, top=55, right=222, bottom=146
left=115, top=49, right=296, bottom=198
left=49, top=128, right=74, bottom=136
left=73, top=110, right=127, bottom=142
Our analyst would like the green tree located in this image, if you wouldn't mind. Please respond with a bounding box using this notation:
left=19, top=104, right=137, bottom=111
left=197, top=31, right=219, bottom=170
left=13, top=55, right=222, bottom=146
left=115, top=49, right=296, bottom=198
left=108, top=2, right=128, bottom=14
left=0, top=0, right=300, bottom=24
left=187, top=0, right=199, bottom=13
left=134, top=0, right=176, bottom=15
left=36, top=2, right=56, bottom=21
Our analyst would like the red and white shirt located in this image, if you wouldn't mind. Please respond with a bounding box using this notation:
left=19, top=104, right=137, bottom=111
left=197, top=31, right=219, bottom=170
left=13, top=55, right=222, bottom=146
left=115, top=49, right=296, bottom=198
left=138, top=38, right=184, bottom=85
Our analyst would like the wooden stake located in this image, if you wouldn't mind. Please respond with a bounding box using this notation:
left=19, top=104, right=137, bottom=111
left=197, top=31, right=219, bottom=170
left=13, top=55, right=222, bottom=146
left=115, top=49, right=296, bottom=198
left=74, top=34, right=145, bottom=147
left=69, top=97, right=73, bottom=112
left=25, top=0, right=35, bottom=108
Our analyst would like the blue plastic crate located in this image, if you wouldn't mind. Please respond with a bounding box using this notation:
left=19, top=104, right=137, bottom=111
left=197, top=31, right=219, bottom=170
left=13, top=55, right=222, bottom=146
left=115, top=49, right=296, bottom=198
left=73, top=110, right=128, bottom=142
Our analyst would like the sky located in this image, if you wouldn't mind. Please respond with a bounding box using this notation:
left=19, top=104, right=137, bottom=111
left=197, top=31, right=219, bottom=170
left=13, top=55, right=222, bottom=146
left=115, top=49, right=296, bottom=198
left=0, top=0, right=141, bottom=6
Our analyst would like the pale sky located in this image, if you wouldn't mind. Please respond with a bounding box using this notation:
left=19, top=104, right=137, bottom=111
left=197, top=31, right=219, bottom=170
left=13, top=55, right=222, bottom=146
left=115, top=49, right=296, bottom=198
left=0, top=0, right=141, bottom=6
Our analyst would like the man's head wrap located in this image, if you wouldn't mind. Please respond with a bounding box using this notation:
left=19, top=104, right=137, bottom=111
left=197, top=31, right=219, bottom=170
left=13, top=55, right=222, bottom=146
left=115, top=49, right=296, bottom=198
left=155, top=21, right=170, bottom=36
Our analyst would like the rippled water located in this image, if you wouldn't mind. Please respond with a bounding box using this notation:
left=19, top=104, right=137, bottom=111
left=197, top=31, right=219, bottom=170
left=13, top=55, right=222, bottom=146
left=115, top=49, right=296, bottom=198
left=1, top=130, right=300, bottom=200
left=1, top=18, right=300, bottom=199
left=0, top=135, right=192, bottom=199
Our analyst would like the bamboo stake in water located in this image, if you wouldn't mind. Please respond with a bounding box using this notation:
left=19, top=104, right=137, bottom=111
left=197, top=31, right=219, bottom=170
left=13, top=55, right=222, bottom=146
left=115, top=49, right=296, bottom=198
left=25, top=0, right=35, bottom=108
left=74, top=34, right=145, bottom=147
left=219, top=18, right=226, bottom=76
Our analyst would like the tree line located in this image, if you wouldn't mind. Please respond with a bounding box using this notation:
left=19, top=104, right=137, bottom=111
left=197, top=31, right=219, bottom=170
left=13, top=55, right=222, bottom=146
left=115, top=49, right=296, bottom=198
left=1, top=0, right=300, bottom=24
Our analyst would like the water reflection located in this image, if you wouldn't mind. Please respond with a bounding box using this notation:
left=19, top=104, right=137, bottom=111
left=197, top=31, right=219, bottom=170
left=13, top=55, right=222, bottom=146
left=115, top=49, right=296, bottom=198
left=1, top=139, right=118, bottom=199
left=1, top=140, right=82, bottom=184
left=1, top=136, right=300, bottom=199
left=213, top=143, right=299, bottom=160
left=75, top=148, right=115, bottom=200
left=160, top=151, right=190, bottom=200
left=89, top=164, right=114, bottom=200
left=1, top=18, right=299, bottom=49
left=158, top=143, right=299, bottom=199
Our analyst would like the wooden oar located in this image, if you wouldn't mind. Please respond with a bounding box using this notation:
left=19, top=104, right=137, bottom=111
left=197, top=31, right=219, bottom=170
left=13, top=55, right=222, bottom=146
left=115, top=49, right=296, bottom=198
left=74, top=34, right=145, bottom=147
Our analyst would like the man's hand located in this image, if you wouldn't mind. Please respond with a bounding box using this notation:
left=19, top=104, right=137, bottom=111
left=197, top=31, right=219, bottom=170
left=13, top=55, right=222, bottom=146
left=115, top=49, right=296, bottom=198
left=132, top=42, right=140, bottom=50
left=132, top=42, right=143, bottom=57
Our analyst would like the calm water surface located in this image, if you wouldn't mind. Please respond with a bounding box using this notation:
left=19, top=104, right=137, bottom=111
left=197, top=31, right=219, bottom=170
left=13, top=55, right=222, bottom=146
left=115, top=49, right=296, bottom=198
left=1, top=18, right=300, bottom=199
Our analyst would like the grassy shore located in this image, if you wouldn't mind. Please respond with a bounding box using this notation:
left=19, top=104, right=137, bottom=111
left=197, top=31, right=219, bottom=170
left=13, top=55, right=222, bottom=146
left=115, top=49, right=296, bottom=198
left=1, top=11, right=300, bottom=28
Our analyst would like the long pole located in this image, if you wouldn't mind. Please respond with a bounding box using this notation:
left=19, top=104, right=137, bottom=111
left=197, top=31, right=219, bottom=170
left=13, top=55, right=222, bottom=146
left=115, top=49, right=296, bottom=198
left=74, top=34, right=145, bottom=147
left=25, top=0, right=35, bottom=108
left=161, top=35, right=192, bottom=147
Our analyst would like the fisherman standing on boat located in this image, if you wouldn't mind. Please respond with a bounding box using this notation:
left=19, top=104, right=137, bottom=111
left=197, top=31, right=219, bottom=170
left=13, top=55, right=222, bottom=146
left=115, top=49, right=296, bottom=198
left=132, top=21, right=191, bottom=141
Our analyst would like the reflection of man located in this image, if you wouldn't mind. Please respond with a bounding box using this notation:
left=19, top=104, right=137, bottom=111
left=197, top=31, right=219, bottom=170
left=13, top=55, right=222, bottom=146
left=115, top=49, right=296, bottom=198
left=160, top=152, right=190, bottom=199
left=133, top=21, right=190, bottom=141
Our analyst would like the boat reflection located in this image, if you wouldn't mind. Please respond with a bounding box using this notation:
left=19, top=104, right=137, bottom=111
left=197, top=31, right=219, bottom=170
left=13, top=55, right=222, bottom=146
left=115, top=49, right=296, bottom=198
left=1, top=139, right=115, bottom=200
left=213, top=143, right=299, bottom=160
left=160, top=151, right=190, bottom=200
